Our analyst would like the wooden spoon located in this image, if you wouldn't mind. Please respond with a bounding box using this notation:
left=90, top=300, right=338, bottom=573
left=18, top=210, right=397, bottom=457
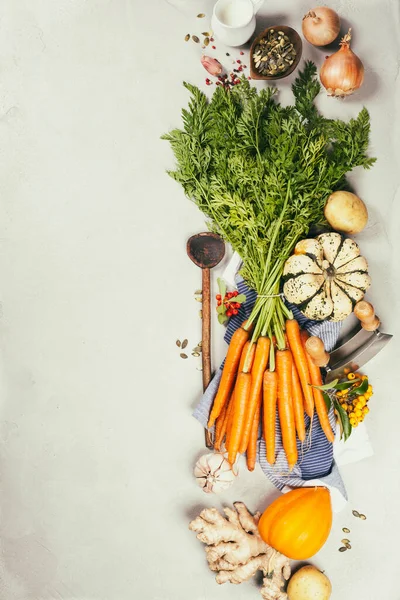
left=187, top=232, right=225, bottom=448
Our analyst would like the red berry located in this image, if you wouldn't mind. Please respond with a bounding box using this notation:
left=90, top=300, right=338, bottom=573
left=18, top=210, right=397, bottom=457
left=226, top=310, right=233, bottom=317
left=216, top=294, right=221, bottom=300
left=240, top=51, right=244, bottom=55
left=217, top=300, right=222, bottom=306
left=237, top=59, right=241, bottom=64
left=212, top=45, right=216, bottom=49
left=234, top=302, right=240, bottom=309
left=233, top=309, right=238, bottom=315
left=210, top=37, right=214, bottom=42
left=248, top=76, right=252, bottom=80
left=233, top=291, right=239, bottom=296
left=227, top=292, right=233, bottom=299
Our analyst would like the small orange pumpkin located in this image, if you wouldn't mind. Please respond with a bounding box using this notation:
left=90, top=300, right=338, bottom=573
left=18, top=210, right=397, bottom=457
left=258, top=487, right=332, bottom=560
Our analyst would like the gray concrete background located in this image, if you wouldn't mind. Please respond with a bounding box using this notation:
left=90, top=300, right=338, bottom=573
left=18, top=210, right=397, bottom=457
left=0, top=1, right=399, bottom=598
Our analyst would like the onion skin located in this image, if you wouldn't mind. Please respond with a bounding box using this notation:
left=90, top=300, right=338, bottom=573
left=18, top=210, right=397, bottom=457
left=320, top=29, right=364, bottom=97
left=302, top=6, right=341, bottom=47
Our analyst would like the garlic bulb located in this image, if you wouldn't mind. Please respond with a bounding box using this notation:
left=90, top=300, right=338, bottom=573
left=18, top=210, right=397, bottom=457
left=194, top=453, right=238, bottom=494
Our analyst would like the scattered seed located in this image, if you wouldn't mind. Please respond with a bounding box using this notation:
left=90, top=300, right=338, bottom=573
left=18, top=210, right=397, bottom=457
left=199, top=310, right=203, bottom=319
left=176, top=339, right=181, bottom=347
left=196, top=366, right=203, bottom=371
left=180, top=353, right=188, bottom=359
left=184, top=33, right=190, bottom=42
left=192, top=352, right=200, bottom=357
left=192, top=35, right=200, bottom=43
left=195, top=297, right=202, bottom=302
left=212, top=45, right=216, bottom=49
left=359, top=514, right=367, bottom=520
left=226, top=52, right=230, bottom=56
left=341, top=538, right=350, bottom=545
left=194, top=289, right=202, bottom=295
left=352, top=510, right=360, bottom=518
left=204, top=37, right=209, bottom=46
left=345, top=542, right=352, bottom=549
left=181, top=339, right=188, bottom=349
left=197, top=13, right=205, bottom=18
left=342, top=527, right=350, bottom=533
left=193, top=346, right=202, bottom=353
left=339, top=546, right=347, bottom=552
left=202, top=31, right=210, bottom=36
left=198, top=341, right=202, bottom=347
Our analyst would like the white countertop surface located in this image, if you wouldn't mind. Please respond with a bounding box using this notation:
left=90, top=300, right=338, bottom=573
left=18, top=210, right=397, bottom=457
left=1, top=1, right=400, bottom=599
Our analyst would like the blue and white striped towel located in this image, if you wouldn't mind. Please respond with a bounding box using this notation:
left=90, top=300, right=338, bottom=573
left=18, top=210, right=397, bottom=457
left=193, top=276, right=348, bottom=506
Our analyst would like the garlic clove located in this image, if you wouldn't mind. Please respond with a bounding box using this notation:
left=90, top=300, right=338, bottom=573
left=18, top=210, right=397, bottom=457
left=201, top=55, right=223, bottom=77
left=194, top=452, right=237, bottom=494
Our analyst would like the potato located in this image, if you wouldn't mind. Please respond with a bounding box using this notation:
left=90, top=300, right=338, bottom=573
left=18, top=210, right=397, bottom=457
left=324, top=191, right=368, bottom=234
left=287, top=565, right=332, bottom=600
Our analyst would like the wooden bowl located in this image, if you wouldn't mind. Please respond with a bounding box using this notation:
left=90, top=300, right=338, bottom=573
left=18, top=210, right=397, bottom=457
left=250, top=26, right=302, bottom=81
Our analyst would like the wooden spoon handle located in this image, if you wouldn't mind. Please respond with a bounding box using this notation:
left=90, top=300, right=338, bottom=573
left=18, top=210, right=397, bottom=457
left=305, top=336, right=330, bottom=367
left=202, top=268, right=213, bottom=448
left=354, top=300, right=380, bottom=331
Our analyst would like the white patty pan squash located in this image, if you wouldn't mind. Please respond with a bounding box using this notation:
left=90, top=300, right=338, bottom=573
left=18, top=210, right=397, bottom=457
left=283, top=232, right=371, bottom=322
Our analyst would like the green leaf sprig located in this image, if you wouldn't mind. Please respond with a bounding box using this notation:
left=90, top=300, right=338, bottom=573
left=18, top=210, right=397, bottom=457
left=163, top=62, right=376, bottom=348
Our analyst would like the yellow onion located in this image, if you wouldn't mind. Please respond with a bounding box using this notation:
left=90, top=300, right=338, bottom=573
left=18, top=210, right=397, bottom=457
left=302, top=6, right=341, bottom=46
left=320, top=29, right=364, bottom=97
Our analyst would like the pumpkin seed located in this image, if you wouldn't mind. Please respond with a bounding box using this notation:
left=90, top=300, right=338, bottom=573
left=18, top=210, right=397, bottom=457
left=192, top=35, right=200, bottom=43
left=359, top=514, right=367, bottom=520
left=345, top=542, right=352, bottom=549
left=193, top=346, right=202, bottom=353
left=339, top=546, right=347, bottom=552
left=202, top=32, right=210, bottom=36
left=341, top=538, right=350, bottom=544
left=194, top=289, right=202, bottom=295
left=184, top=34, right=190, bottom=42
left=195, top=297, right=202, bottom=302
left=180, top=353, right=188, bottom=359
left=342, top=527, right=350, bottom=533
left=192, top=352, right=200, bottom=357
left=197, top=13, right=205, bottom=18
left=181, top=339, right=188, bottom=349
left=352, top=510, right=360, bottom=517
left=176, top=339, right=181, bottom=347
left=204, top=37, right=209, bottom=46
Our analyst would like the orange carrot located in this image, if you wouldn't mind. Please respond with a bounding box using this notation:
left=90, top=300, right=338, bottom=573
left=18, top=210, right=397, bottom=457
left=286, top=319, right=314, bottom=418
left=291, top=363, right=306, bottom=442
left=276, top=349, right=298, bottom=469
left=225, top=392, right=235, bottom=449
left=301, top=330, right=335, bottom=443
left=227, top=371, right=252, bottom=465
left=214, top=396, right=229, bottom=451
left=263, top=370, right=278, bottom=465
left=239, top=340, right=256, bottom=372
left=246, top=400, right=261, bottom=471
left=208, top=325, right=250, bottom=427
left=239, top=336, right=270, bottom=453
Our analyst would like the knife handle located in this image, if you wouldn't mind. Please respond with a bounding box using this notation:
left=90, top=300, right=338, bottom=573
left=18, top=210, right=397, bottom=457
left=305, top=336, right=330, bottom=367
left=354, top=300, right=380, bottom=332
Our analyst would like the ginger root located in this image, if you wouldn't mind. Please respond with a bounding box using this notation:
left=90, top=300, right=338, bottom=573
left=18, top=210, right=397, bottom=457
left=189, top=501, right=291, bottom=600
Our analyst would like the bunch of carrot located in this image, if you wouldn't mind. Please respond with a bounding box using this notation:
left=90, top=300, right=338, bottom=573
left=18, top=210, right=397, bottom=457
left=209, top=318, right=335, bottom=471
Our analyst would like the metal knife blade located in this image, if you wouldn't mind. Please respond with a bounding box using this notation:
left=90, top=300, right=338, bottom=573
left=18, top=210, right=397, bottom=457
left=325, top=329, right=392, bottom=383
